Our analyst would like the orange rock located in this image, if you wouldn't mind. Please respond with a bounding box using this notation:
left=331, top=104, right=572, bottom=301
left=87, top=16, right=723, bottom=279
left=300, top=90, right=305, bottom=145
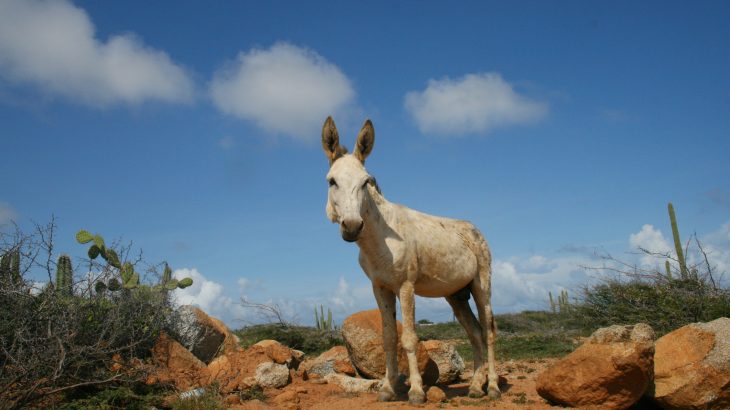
left=271, top=389, right=299, bottom=406
left=151, top=332, right=208, bottom=390
left=300, top=346, right=356, bottom=377
left=426, top=386, right=446, bottom=402
left=193, top=307, right=240, bottom=355
left=536, top=324, right=655, bottom=410
left=206, top=341, right=298, bottom=394
left=651, top=318, right=730, bottom=409
left=341, top=309, right=431, bottom=380
left=253, top=339, right=296, bottom=365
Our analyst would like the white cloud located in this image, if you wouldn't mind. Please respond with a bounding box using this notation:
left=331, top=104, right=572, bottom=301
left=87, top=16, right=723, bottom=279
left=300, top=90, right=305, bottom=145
left=0, top=0, right=194, bottom=106
left=404, top=72, right=547, bottom=135
left=629, top=224, right=672, bottom=267
left=173, top=268, right=241, bottom=323
left=209, top=42, right=355, bottom=140
left=0, top=201, right=17, bottom=225
left=700, top=221, right=730, bottom=281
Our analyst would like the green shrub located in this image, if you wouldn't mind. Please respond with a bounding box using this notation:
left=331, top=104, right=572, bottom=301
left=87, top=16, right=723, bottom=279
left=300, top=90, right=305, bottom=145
left=416, top=321, right=467, bottom=340
left=59, top=383, right=168, bottom=410
left=235, top=323, right=342, bottom=355
left=573, top=277, right=730, bottom=335
left=497, top=334, right=575, bottom=360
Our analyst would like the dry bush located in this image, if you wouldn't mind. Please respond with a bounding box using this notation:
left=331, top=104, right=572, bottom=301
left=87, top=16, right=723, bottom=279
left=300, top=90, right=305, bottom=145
left=0, top=220, right=174, bottom=409
left=575, top=235, right=730, bottom=335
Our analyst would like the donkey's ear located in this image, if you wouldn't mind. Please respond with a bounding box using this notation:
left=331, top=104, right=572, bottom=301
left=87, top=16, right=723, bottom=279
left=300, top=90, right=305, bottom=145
left=322, top=116, right=346, bottom=164
left=354, top=119, right=375, bottom=163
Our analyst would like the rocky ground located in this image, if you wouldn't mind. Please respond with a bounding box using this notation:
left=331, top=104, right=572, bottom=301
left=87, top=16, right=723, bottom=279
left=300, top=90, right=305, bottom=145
left=152, top=308, right=728, bottom=409
left=230, top=359, right=558, bottom=410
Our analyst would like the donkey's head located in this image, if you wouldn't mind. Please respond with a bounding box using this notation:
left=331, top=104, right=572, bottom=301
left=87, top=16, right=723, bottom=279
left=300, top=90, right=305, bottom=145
left=321, top=117, right=376, bottom=242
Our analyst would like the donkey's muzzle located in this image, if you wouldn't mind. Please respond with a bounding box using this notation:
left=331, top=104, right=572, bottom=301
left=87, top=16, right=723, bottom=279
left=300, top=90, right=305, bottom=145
left=341, top=219, right=364, bottom=242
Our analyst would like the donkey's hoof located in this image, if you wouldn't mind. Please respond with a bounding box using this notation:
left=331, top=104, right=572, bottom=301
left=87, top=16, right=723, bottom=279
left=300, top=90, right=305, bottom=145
left=468, top=388, right=485, bottom=398
left=408, top=390, right=426, bottom=404
left=377, top=390, right=395, bottom=402
left=487, top=386, right=501, bottom=400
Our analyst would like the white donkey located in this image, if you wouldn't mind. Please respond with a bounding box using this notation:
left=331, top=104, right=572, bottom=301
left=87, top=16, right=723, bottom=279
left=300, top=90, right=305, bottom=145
left=321, top=117, right=500, bottom=403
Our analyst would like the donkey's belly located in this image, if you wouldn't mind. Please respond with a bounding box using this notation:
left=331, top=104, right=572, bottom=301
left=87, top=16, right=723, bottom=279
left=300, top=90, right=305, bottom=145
left=414, top=259, right=477, bottom=297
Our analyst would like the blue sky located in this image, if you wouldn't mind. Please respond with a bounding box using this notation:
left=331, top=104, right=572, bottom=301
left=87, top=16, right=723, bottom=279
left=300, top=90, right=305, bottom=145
left=1, top=0, right=729, bottom=326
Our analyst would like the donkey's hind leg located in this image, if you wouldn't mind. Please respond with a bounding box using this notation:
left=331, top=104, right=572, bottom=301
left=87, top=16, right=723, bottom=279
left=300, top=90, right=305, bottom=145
left=471, top=272, right=501, bottom=399
left=446, top=289, right=487, bottom=398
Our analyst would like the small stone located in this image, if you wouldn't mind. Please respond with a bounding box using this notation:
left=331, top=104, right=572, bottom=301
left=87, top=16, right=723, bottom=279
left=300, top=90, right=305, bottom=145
left=254, top=339, right=297, bottom=365
left=299, top=346, right=356, bottom=377
left=255, top=362, right=291, bottom=388
left=427, top=386, right=447, bottom=402
left=324, top=373, right=382, bottom=393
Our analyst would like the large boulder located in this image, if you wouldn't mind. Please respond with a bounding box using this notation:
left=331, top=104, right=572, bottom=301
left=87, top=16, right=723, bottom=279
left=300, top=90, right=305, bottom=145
left=650, top=317, right=730, bottom=409
left=536, top=323, right=655, bottom=409
left=341, top=309, right=431, bottom=380
left=422, top=340, right=464, bottom=384
left=169, top=305, right=239, bottom=364
left=151, top=332, right=209, bottom=390
left=300, top=345, right=356, bottom=378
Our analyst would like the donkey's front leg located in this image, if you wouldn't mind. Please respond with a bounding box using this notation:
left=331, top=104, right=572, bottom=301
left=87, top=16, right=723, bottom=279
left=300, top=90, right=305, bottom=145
left=399, top=281, right=425, bottom=404
left=372, top=285, right=399, bottom=402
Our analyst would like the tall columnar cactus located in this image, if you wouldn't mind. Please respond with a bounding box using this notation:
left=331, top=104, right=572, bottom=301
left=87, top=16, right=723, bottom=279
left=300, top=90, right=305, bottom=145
left=1, top=249, right=21, bottom=285
left=549, top=290, right=570, bottom=314
left=56, top=254, right=73, bottom=296
left=668, top=203, right=688, bottom=279
left=314, top=305, right=333, bottom=330
left=11, top=249, right=20, bottom=284
left=548, top=291, right=556, bottom=313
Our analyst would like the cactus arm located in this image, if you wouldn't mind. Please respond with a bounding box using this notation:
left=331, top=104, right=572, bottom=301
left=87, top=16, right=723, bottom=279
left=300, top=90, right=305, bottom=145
left=668, top=203, right=688, bottom=278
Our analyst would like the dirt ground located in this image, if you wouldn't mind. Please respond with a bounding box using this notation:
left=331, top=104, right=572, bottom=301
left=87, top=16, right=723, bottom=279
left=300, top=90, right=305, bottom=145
left=232, top=358, right=560, bottom=410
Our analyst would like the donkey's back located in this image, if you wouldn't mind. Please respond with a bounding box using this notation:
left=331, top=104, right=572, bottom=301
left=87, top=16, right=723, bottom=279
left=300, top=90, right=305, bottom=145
left=363, top=203, right=488, bottom=298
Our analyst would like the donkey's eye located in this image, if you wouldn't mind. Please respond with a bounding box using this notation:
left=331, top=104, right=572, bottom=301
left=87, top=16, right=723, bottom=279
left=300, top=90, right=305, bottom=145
left=362, top=180, right=370, bottom=189
left=329, top=179, right=337, bottom=187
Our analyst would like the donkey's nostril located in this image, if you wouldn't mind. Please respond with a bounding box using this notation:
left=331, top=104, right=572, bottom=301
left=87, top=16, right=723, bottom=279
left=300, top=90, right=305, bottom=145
left=341, top=220, right=364, bottom=235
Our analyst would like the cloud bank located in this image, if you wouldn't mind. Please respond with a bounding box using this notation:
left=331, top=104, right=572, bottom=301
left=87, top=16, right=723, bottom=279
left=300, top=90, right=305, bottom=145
left=404, top=72, right=547, bottom=136
left=209, top=42, right=355, bottom=141
left=0, top=0, right=194, bottom=106
left=169, top=220, right=730, bottom=328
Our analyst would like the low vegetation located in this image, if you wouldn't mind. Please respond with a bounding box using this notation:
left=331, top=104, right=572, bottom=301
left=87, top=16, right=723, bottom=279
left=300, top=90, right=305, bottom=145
left=572, top=202, right=730, bottom=336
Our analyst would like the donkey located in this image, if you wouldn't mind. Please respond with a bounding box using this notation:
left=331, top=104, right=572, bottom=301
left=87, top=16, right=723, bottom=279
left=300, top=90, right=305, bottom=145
left=321, top=117, right=500, bottom=403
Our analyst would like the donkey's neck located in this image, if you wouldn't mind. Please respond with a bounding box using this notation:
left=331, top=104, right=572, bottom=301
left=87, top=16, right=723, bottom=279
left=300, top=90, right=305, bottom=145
left=355, top=188, right=401, bottom=256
